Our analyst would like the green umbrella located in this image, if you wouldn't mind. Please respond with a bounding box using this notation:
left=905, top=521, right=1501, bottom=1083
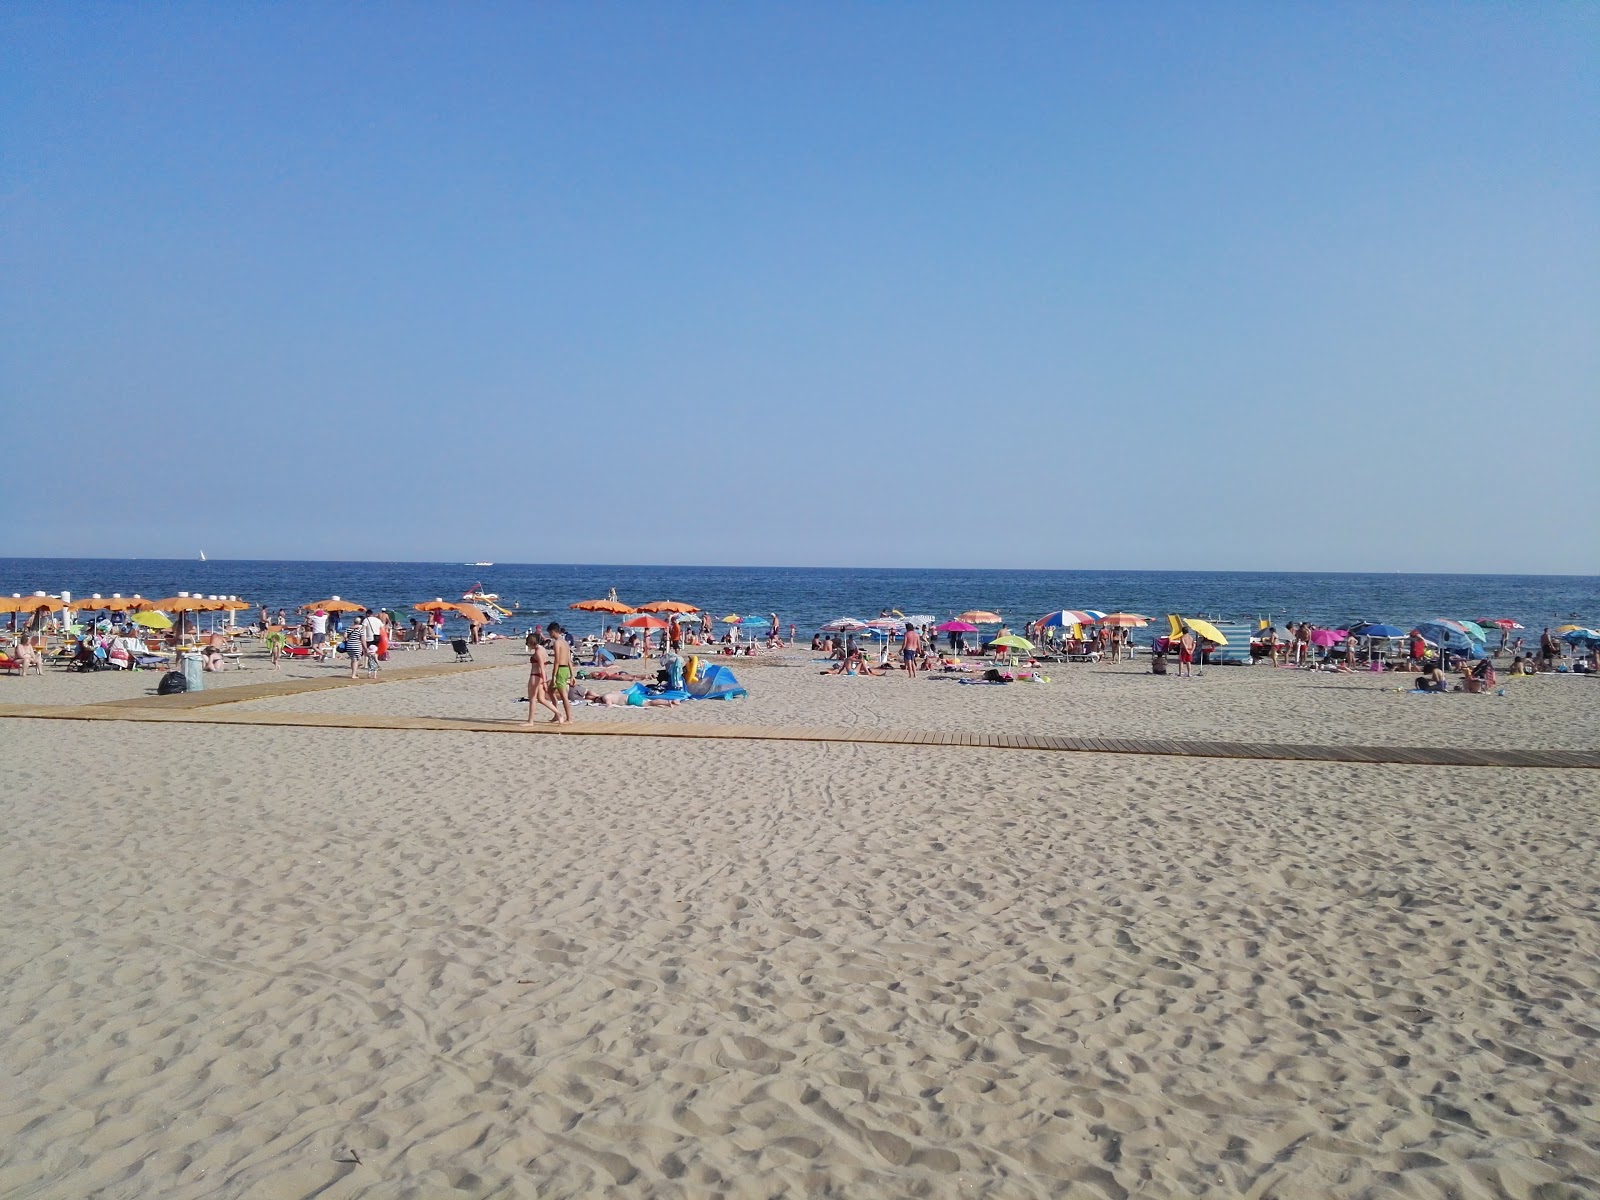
left=987, top=634, right=1034, bottom=652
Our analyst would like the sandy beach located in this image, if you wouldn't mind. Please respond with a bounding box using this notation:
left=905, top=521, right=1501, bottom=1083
left=2, top=648, right=1598, bottom=1197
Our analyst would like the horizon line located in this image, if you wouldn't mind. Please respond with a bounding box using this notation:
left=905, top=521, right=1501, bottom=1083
left=0, top=555, right=1594, bottom=580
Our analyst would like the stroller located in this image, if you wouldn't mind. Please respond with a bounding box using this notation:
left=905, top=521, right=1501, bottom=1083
left=68, top=641, right=104, bottom=672
left=451, top=637, right=474, bottom=663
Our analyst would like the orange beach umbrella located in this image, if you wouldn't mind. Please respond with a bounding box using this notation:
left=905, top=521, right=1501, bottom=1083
left=1098, top=612, right=1151, bottom=627
left=455, top=603, right=491, bottom=624
left=622, top=614, right=670, bottom=630
left=957, top=610, right=1002, bottom=624
left=570, top=598, right=636, bottom=613
left=303, top=598, right=366, bottom=612
left=150, top=595, right=226, bottom=612
left=635, top=600, right=698, bottom=613
left=414, top=599, right=459, bottom=613
left=2, top=595, right=66, bottom=614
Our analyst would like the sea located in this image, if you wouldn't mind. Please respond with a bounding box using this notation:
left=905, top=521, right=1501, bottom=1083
left=2, top=559, right=1594, bottom=642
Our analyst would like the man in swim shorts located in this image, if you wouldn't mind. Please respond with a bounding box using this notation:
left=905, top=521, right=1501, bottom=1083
left=547, top=621, right=574, bottom=724
left=1178, top=630, right=1196, bottom=678
left=901, top=623, right=920, bottom=678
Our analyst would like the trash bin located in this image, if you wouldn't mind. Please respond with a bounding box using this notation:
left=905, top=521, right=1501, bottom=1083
left=181, top=651, right=204, bottom=692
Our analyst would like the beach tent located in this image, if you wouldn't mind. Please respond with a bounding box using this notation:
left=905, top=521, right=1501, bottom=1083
left=686, top=664, right=747, bottom=700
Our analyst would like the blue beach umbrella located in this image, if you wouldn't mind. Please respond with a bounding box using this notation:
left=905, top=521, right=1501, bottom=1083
left=1351, top=623, right=1406, bottom=639
left=1561, top=628, right=1600, bottom=645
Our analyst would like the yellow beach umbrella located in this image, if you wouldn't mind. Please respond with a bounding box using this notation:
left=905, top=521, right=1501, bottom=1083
left=131, top=610, right=173, bottom=630
left=1183, top=618, right=1228, bottom=645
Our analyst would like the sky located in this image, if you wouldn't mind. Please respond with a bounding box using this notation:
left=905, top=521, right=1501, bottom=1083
left=2, top=4, right=1595, bottom=573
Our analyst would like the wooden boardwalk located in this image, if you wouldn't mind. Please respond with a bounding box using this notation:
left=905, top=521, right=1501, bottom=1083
left=0, top=693, right=1595, bottom=769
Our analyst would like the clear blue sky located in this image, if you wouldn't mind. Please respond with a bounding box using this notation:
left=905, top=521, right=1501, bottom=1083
left=2, top=4, right=1595, bottom=572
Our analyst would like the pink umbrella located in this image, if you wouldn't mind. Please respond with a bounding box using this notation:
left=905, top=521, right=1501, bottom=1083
left=936, top=620, right=978, bottom=633
left=1309, top=629, right=1347, bottom=647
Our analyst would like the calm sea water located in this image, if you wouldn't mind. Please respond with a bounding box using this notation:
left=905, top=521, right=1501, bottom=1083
left=3, top=559, right=1594, bottom=641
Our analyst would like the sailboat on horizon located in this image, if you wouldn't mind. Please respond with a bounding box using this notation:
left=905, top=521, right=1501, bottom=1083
left=199, top=550, right=207, bottom=561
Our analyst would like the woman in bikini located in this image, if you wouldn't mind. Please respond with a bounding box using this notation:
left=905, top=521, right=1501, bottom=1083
left=523, top=634, right=560, bottom=725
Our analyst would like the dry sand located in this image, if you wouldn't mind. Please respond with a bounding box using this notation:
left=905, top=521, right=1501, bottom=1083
left=2, top=649, right=1599, bottom=1198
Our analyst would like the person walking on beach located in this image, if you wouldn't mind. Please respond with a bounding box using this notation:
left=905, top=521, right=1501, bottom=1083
left=263, top=626, right=285, bottom=670
left=547, top=621, right=574, bottom=724
left=902, top=622, right=921, bottom=678
left=1177, top=629, right=1196, bottom=678
left=523, top=632, right=560, bottom=725
left=342, top=620, right=367, bottom=678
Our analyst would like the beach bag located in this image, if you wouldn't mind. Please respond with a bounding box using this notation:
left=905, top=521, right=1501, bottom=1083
left=157, top=670, right=188, bottom=695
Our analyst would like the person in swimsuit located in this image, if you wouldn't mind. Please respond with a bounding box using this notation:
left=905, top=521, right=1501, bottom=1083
left=524, top=633, right=560, bottom=725
left=547, top=621, right=574, bottom=724
left=901, top=623, right=921, bottom=677
left=1178, top=630, right=1196, bottom=678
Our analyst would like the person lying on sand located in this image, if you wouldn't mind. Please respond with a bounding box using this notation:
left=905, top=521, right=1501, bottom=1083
left=583, top=668, right=649, bottom=681
left=585, top=686, right=683, bottom=708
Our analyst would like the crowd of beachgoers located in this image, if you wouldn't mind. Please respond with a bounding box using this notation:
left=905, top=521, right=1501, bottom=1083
left=4, top=588, right=1596, bottom=709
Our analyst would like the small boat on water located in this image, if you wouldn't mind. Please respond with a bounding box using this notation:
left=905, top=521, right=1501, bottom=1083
left=464, top=561, right=493, bottom=567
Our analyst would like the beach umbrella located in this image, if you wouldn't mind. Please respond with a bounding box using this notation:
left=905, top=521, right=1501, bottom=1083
left=1454, top=620, right=1490, bottom=642
left=622, top=615, right=669, bottom=630
left=455, top=603, right=491, bottom=625
left=100, top=596, right=152, bottom=612
left=415, top=599, right=459, bottom=613
left=865, top=616, right=905, bottom=631
left=150, top=595, right=223, bottom=612
left=722, top=614, right=743, bottom=623
left=957, top=610, right=1002, bottom=624
left=1039, top=610, right=1098, bottom=628
left=1561, top=628, right=1600, bottom=644
left=304, top=598, right=366, bottom=612
left=570, top=598, right=635, bottom=614
left=1479, top=618, right=1522, bottom=630
left=1182, top=618, right=1230, bottom=645
left=8, top=595, right=66, bottom=613
left=131, top=610, right=173, bottom=629
left=935, top=620, right=978, bottom=633
left=1554, top=624, right=1587, bottom=634
left=1098, top=613, right=1150, bottom=628
left=986, top=634, right=1034, bottom=651
left=1351, top=623, right=1405, bottom=639
left=820, top=617, right=867, bottom=633
left=636, top=600, right=699, bottom=614
left=1308, top=628, right=1346, bottom=647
